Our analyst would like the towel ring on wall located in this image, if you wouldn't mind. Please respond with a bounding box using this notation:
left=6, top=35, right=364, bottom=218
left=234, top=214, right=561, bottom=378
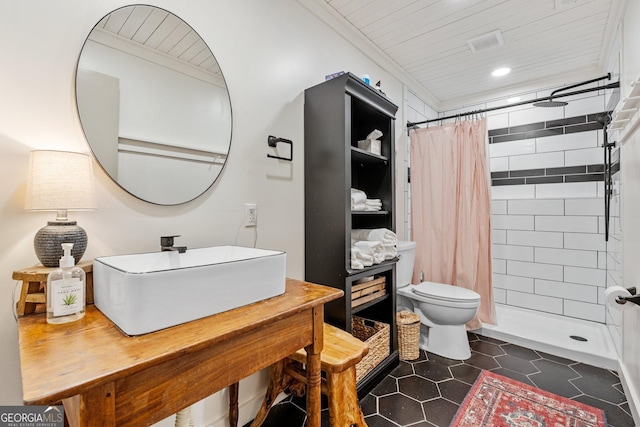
left=267, top=135, right=293, bottom=161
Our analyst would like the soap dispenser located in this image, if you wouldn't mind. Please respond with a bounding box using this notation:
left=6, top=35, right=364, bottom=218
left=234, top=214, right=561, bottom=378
left=46, top=243, right=86, bottom=324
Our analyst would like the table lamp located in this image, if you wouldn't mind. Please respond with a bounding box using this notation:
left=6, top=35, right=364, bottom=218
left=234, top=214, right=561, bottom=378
left=25, top=150, right=97, bottom=267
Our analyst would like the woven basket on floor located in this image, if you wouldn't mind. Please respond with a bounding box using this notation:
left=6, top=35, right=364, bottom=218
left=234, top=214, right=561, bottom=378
left=351, top=316, right=390, bottom=382
left=396, top=311, right=420, bottom=360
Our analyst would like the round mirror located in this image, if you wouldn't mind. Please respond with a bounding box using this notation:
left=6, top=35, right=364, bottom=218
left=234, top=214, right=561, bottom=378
left=76, top=5, right=232, bottom=205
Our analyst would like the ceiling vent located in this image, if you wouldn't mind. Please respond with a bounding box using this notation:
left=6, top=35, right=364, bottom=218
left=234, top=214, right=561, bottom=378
left=555, top=0, right=582, bottom=9
left=467, top=30, right=504, bottom=53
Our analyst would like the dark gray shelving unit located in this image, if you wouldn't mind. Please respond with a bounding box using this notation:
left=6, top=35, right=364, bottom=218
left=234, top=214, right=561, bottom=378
left=304, top=73, right=399, bottom=394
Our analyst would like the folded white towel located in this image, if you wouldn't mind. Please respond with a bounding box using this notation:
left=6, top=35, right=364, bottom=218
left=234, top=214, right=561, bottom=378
left=353, top=240, right=385, bottom=264
left=383, top=244, right=397, bottom=260
left=364, top=199, right=382, bottom=211
left=352, top=201, right=366, bottom=211
left=351, top=188, right=367, bottom=200
left=352, top=228, right=397, bottom=245
left=351, top=246, right=373, bottom=269
left=351, top=188, right=367, bottom=210
left=351, top=258, right=364, bottom=270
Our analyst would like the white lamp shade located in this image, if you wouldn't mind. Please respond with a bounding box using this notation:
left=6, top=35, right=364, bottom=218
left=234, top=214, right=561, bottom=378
left=25, top=150, right=97, bottom=211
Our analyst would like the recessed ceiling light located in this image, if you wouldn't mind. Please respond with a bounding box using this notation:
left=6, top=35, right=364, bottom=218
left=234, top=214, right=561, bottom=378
left=492, top=67, right=511, bottom=77
left=508, top=96, right=521, bottom=103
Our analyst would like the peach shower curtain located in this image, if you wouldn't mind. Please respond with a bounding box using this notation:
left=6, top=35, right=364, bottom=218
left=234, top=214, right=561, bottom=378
left=409, top=118, right=496, bottom=329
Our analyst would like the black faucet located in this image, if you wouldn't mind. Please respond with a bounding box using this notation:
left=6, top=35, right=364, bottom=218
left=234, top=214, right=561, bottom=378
left=161, top=235, right=187, bottom=253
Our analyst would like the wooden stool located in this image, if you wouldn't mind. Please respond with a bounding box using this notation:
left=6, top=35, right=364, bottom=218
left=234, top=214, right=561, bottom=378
left=12, top=261, right=93, bottom=316
left=230, top=323, right=369, bottom=427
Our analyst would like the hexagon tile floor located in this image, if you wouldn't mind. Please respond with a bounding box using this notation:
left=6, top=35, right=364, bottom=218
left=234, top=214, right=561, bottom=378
left=250, top=332, right=635, bottom=427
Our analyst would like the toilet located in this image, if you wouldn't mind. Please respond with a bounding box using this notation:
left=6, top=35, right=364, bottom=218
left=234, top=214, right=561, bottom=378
left=396, top=241, right=481, bottom=360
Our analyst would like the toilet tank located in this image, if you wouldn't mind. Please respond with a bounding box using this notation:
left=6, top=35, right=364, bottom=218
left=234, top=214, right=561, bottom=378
left=396, top=241, right=416, bottom=287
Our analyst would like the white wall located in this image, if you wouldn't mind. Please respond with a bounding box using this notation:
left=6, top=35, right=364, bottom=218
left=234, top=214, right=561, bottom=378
left=615, top=0, right=640, bottom=421
left=0, top=1, right=403, bottom=425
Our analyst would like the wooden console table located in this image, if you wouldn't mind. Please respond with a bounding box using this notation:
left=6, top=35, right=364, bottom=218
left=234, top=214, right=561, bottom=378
left=17, top=278, right=342, bottom=427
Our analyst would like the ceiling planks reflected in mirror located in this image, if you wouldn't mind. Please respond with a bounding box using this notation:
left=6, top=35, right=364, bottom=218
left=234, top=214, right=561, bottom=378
left=76, top=5, right=232, bottom=205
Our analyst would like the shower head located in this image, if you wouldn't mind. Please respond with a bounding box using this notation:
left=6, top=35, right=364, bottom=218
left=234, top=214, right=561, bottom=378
left=596, top=112, right=612, bottom=127
left=533, top=74, right=613, bottom=108
left=533, top=99, right=568, bottom=108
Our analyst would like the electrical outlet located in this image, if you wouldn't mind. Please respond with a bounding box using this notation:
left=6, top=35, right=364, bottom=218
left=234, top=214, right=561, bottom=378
left=244, top=203, right=257, bottom=227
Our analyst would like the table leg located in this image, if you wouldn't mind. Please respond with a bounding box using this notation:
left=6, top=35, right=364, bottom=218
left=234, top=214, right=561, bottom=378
left=62, top=382, right=116, bottom=427
left=229, top=382, right=239, bottom=427
left=304, top=307, right=324, bottom=427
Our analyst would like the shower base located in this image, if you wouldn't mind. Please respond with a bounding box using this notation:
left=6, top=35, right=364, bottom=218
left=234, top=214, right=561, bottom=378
left=475, top=304, right=618, bottom=370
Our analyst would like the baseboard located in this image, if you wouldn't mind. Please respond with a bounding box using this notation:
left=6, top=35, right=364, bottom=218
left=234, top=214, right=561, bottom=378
left=618, top=358, right=640, bottom=426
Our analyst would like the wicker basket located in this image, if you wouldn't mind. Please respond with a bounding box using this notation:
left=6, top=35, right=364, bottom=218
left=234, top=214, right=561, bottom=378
left=396, top=311, right=421, bottom=360
left=351, top=316, right=390, bottom=382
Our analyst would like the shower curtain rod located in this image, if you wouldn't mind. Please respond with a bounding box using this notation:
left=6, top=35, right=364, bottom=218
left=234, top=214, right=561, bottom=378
left=406, top=80, right=620, bottom=129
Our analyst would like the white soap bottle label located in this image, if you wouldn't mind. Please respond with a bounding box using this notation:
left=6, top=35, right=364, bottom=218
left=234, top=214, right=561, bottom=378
left=51, top=277, right=83, bottom=317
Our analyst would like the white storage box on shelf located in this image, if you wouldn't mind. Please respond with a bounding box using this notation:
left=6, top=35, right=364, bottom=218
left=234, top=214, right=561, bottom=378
left=357, top=138, right=381, bottom=155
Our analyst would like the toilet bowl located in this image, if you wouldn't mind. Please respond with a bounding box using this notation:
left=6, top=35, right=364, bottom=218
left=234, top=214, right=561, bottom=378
left=396, top=241, right=481, bottom=360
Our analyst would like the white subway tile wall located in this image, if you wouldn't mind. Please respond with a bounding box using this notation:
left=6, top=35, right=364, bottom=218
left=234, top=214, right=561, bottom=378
left=564, top=266, right=607, bottom=286
left=565, top=197, right=604, bottom=215
left=490, top=157, right=509, bottom=172
left=536, top=131, right=598, bottom=153
left=494, top=288, right=506, bottom=304
left=493, top=273, right=534, bottom=292
left=491, top=200, right=507, bottom=214
left=564, top=95, right=606, bottom=117
left=565, top=147, right=603, bottom=166
left=485, top=92, right=608, bottom=323
left=507, top=290, right=564, bottom=314
left=507, top=230, right=564, bottom=248
left=508, top=199, right=564, bottom=215
left=493, top=214, right=535, bottom=230
left=509, top=151, right=565, bottom=170
left=508, top=105, right=565, bottom=127
left=492, top=244, right=534, bottom=261
left=491, top=184, right=536, bottom=200
left=564, top=300, right=606, bottom=323
left=606, top=171, right=622, bottom=353
left=404, top=87, right=611, bottom=325
left=534, top=279, right=598, bottom=303
left=535, top=215, right=599, bottom=233
left=535, top=182, right=598, bottom=199
left=492, top=229, right=507, bottom=244
left=489, top=139, right=536, bottom=158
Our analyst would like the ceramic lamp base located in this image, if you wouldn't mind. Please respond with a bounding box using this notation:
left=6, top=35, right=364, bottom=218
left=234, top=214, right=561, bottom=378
left=34, top=221, right=87, bottom=267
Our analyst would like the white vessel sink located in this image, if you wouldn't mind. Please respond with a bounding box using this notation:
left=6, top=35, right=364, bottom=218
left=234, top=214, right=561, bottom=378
left=93, top=246, right=286, bottom=335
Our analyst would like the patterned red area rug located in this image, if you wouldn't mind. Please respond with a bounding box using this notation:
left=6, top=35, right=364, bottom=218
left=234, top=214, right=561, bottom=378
left=451, top=370, right=607, bottom=426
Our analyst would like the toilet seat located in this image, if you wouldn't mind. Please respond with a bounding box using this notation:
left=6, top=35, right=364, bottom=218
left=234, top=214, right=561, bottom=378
left=412, top=282, right=481, bottom=303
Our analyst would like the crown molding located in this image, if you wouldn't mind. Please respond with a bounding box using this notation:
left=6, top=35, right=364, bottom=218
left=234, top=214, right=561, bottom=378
left=295, top=0, right=441, bottom=110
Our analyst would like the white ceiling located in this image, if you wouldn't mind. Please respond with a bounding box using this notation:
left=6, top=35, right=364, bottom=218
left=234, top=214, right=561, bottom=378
left=91, top=5, right=223, bottom=83
left=319, top=0, right=623, bottom=110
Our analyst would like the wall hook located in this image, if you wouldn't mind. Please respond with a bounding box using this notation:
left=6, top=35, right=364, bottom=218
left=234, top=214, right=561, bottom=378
left=267, top=135, right=293, bottom=161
